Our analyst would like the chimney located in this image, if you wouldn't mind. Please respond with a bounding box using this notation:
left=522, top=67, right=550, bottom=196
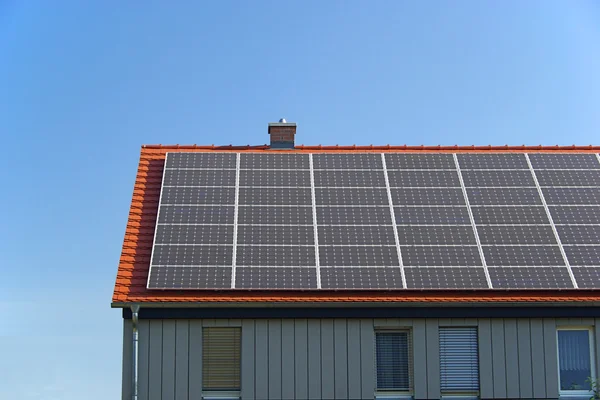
left=268, top=118, right=296, bottom=149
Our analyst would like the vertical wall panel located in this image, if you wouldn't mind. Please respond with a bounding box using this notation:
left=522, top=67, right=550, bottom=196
left=174, top=320, right=189, bottom=400
left=425, top=319, right=440, bottom=399
left=138, top=320, right=150, bottom=400
left=360, top=319, right=374, bottom=400
left=241, top=320, right=255, bottom=400
left=478, top=319, right=494, bottom=399
left=334, top=319, right=348, bottom=399
left=543, top=319, right=559, bottom=399
left=281, top=320, right=296, bottom=400
left=188, top=320, right=202, bottom=399
left=503, top=319, right=520, bottom=399
left=162, top=321, right=176, bottom=400
left=491, top=319, right=507, bottom=398
left=294, top=319, right=309, bottom=400
left=308, top=319, right=322, bottom=400
left=596, top=319, right=600, bottom=384
left=148, top=321, right=163, bottom=400
left=254, top=320, right=269, bottom=400
left=517, top=319, right=533, bottom=398
left=268, top=320, right=282, bottom=400
left=530, top=318, right=547, bottom=398
left=347, top=319, right=362, bottom=399
left=413, top=319, right=427, bottom=399
left=321, top=319, right=335, bottom=399
left=122, top=319, right=132, bottom=400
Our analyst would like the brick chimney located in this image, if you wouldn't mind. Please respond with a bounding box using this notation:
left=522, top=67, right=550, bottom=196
left=268, top=118, right=296, bottom=149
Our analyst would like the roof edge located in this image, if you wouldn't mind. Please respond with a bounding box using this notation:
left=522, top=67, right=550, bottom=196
left=141, top=144, right=600, bottom=151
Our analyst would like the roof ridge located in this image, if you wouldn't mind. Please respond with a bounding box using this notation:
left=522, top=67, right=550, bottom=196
left=141, top=144, right=600, bottom=151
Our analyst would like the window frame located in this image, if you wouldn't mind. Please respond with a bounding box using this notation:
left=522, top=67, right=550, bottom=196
left=439, top=325, right=480, bottom=398
left=556, top=326, right=596, bottom=398
left=374, top=328, right=414, bottom=397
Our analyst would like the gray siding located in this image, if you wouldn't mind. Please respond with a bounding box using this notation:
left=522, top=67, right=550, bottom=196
left=121, top=317, right=599, bottom=400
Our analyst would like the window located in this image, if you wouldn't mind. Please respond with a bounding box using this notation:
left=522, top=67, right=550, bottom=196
left=557, top=328, right=595, bottom=396
left=439, top=327, right=480, bottom=397
left=202, top=327, right=241, bottom=393
left=376, top=330, right=413, bottom=394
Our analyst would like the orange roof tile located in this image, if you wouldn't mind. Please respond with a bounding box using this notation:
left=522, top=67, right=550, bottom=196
left=112, top=145, right=600, bottom=306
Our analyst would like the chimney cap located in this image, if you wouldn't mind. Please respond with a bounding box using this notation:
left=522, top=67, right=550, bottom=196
left=279, top=118, right=286, bottom=123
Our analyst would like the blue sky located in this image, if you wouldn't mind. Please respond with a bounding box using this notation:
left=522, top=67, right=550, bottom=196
left=0, top=1, right=599, bottom=398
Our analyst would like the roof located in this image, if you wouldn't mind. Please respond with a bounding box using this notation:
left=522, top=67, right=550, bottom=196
left=112, top=144, right=600, bottom=306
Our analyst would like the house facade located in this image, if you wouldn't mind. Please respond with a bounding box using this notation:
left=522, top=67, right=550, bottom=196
left=113, top=122, right=600, bottom=400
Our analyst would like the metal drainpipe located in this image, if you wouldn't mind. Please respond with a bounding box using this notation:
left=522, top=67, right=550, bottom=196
left=131, top=304, right=140, bottom=400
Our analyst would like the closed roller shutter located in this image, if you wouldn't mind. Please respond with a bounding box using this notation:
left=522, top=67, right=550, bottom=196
left=376, top=330, right=412, bottom=392
left=439, top=327, right=479, bottom=393
left=202, top=327, right=241, bottom=391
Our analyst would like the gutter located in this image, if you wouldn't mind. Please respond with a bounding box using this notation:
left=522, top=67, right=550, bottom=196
left=131, top=304, right=140, bottom=400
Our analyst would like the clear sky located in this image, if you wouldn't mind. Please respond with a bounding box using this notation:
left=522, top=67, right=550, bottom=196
left=1, top=1, right=599, bottom=398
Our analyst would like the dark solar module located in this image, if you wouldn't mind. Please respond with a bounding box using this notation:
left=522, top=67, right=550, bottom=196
left=387, top=170, right=460, bottom=188
left=405, top=267, right=488, bottom=289
left=240, top=153, right=310, bottom=170
left=147, top=266, right=232, bottom=289
left=158, top=206, right=235, bottom=224
left=313, top=153, right=383, bottom=169
left=488, top=267, right=574, bottom=289
left=401, top=246, right=482, bottom=266
left=151, top=245, right=233, bottom=266
left=557, top=225, right=600, bottom=245
left=314, top=170, right=386, bottom=187
left=572, top=267, right=600, bottom=289
left=529, top=153, right=600, bottom=170
left=235, top=267, right=317, bottom=289
left=394, top=206, right=471, bottom=225
left=384, top=154, right=455, bottom=170
left=461, top=170, right=535, bottom=187
left=239, top=188, right=312, bottom=205
left=483, top=245, right=565, bottom=266
left=318, top=225, right=396, bottom=245
left=477, top=226, right=557, bottom=245
left=165, top=152, right=236, bottom=169
left=239, top=170, right=311, bottom=187
left=535, top=170, right=600, bottom=187
left=564, top=246, right=600, bottom=266
left=236, top=245, right=316, bottom=266
left=549, top=206, right=600, bottom=224
left=391, top=188, right=466, bottom=206
left=320, top=267, right=404, bottom=289
left=319, top=246, right=400, bottom=267
left=160, top=187, right=235, bottom=205
left=466, top=188, right=542, bottom=205
left=457, top=153, right=529, bottom=170
left=237, top=225, right=314, bottom=245
left=237, top=206, right=313, bottom=225
left=397, top=226, right=476, bottom=245
left=316, top=188, right=389, bottom=206
left=162, top=169, right=236, bottom=187
left=155, top=224, right=233, bottom=245
left=471, top=206, right=549, bottom=225
left=317, top=206, right=392, bottom=225
left=542, top=187, right=600, bottom=205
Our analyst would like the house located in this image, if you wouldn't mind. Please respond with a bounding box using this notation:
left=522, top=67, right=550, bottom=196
left=112, top=120, right=600, bottom=400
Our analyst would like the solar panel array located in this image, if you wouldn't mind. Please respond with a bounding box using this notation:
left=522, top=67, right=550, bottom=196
left=147, top=152, right=600, bottom=290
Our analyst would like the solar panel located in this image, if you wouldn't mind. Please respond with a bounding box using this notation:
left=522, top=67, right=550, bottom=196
left=147, top=151, right=600, bottom=290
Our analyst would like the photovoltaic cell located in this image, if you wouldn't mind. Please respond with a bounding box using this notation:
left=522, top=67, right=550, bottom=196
left=239, top=188, right=312, bottom=205
left=457, top=153, right=528, bottom=170
left=405, top=268, right=488, bottom=289
left=158, top=206, right=235, bottom=224
left=488, top=267, right=574, bottom=289
left=319, top=246, right=400, bottom=267
left=564, top=246, right=600, bottom=266
left=160, top=187, right=235, bottom=205
left=237, top=206, right=313, bottom=225
left=529, top=153, right=600, bottom=170
left=317, top=206, right=392, bottom=225
left=316, top=188, right=389, bottom=205
left=401, top=246, right=482, bottom=267
left=572, top=267, right=600, bottom=289
left=397, top=226, right=476, bottom=245
left=237, top=225, right=314, bottom=245
left=461, top=170, right=535, bottom=187
left=535, top=170, right=600, bottom=187
left=155, top=225, right=233, bottom=245
left=236, top=246, right=316, bottom=266
left=471, top=206, right=549, bottom=225
left=391, top=188, right=466, bottom=206
left=320, top=267, right=404, bottom=289
left=165, top=152, right=236, bottom=169
left=240, top=153, right=309, bottom=170
left=384, top=154, right=455, bottom=170
left=318, top=225, right=396, bottom=245
left=557, top=226, right=600, bottom=245
left=147, top=266, right=232, bottom=289
left=152, top=245, right=233, bottom=266
left=312, top=153, right=383, bottom=169
left=549, top=206, right=600, bottom=224
left=314, top=170, right=386, bottom=187
left=162, top=169, right=236, bottom=187
left=477, top=226, right=557, bottom=245
left=483, top=245, right=565, bottom=266
left=239, top=170, right=311, bottom=187
left=466, top=188, right=541, bottom=205
left=394, top=206, right=471, bottom=225
left=235, top=267, right=317, bottom=289
left=387, top=170, right=460, bottom=188
left=542, top=188, right=600, bottom=205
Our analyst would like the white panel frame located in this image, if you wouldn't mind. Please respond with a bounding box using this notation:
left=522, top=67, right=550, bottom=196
left=230, top=153, right=241, bottom=288
left=309, top=154, right=322, bottom=289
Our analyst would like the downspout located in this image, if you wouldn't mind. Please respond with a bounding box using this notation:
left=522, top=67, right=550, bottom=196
left=131, top=304, right=140, bottom=400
